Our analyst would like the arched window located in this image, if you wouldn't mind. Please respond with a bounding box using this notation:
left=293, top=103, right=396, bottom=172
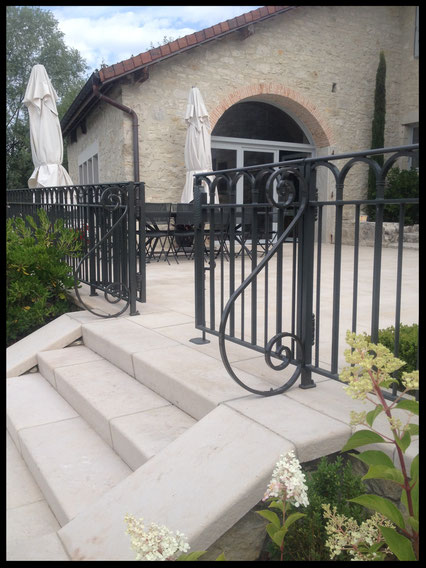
left=211, top=101, right=315, bottom=204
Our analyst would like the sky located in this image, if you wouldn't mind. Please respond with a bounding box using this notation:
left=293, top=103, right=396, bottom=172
left=39, top=5, right=262, bottom=76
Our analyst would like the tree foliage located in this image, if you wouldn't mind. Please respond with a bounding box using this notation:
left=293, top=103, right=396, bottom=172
left=366, top=51, right=386, bottom=220
left=6, top=6, right=88, bottom=189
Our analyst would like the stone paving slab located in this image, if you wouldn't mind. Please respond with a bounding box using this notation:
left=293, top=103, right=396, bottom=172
left=110, top=405, right=196, bottom=470
left=82, top=318, right=179, bottom=376
left=19, top=417, right=131, bottom=527
left=58, top=404, right=293, bottom=560
left=284, top=378, right=419, bottom=469
left=132, top=343, right=276, bottom=419
left=54, top=358, right=175, bottom=447
left=37, top=345, right=103, bottom=388
left=224, top=391, right=352, bottom=464
left=6, top=373, right=79, bottom=452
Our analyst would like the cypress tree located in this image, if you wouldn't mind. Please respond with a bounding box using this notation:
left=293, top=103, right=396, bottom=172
left=367, top=51, right=386, bottom=220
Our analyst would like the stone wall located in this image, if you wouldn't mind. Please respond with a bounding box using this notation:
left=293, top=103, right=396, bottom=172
left=66, top=5, right=418, bottom=242
left=342, top=221, right=419, bottom=249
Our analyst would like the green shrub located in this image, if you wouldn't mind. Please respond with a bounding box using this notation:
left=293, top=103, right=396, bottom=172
left=376, top=323, right=418, bottom=393
left=7, top=209, right=82, bottom=345
left=383, top=166, right=419, bottom=225
left=367, top=166, right=419, bottom=224
left=377, top=323, right=418, bottom=373
left=267, top=455, right=369, bottom=561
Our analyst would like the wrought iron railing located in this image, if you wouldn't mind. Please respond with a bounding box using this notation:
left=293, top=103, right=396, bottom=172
left=193, top=144, right=419, bottom=400
left=6, top=182, right=146, bottom=317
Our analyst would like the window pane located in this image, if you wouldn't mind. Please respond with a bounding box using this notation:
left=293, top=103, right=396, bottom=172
left=212, top=148, right=237, bottom=203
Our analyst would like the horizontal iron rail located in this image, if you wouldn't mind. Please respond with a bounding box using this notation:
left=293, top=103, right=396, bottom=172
left=193, top=144, right=418, bottom=401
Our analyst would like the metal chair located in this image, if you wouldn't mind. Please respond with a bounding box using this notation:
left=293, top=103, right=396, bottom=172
left=174, top=203, right=195, bottom=260
left=144, top=203, right=176, bottom=263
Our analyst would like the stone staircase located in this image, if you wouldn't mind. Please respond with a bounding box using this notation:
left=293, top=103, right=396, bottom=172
left=7, top=310, right=418, bottom=561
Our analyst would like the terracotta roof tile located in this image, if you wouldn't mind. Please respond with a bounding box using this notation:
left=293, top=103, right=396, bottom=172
left=160, top=44, right=171, bottom=56
left=140, top=51, right=153, bottom=64
left=177, top=36, right=188, bottom=49
left=168, top=39, right=181, bottom=53
left=186, top=33, right=198, bottom=46
left=195, top=30, right=206, bottom=42
left=150, top=47, right=162, bottom=60
left=132, top=54, right=142, bottom=67
left=97, top=6, right=295, bottom=84
left=204, top=26, right=215, bottom=39
left=123, top=58, right=135, bottom=71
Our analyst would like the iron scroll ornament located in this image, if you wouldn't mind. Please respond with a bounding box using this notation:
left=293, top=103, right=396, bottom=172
left=73, top=185, right=131, bottom=318
left=218, top=167, right=308, bottom=396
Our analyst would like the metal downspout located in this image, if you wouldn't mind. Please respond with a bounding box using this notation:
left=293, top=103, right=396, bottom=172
left=92, top=83, right=140, bottom=182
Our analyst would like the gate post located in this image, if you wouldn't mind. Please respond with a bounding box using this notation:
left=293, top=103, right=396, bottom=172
left=298, top=161, right=316, bottom=389
left=127, top=182, right=139, bottom=316
left=191, top=183, right=209, bottom=344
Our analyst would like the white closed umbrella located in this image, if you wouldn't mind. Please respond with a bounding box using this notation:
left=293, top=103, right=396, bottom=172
left=181, top=86, right=218, bottom=203
left=23, top=64, right=73, bottom=188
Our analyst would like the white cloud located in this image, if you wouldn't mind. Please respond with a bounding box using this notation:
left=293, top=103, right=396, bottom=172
left=42, top=5, right=261, bottom=74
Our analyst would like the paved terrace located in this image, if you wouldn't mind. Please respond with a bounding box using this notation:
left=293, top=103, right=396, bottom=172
left=7, top=243, right=418, bottom=560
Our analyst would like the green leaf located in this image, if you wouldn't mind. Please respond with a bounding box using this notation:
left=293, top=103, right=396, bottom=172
left=350, top=449, right=394, bottom=468
left=410, top=479, right=419, bottom=519
left=395, top=399, right=419, bottom=415
left=379, top=526, right=416, bottom=561
left=366, top=404, right=383, bottom=427
left=407, top=516, right=419, bottom=533
left=341, top=429, right=386, bottom=452
left=362, top=464, right=404, bottom=485
left=348, top=494, right=405, bottom=529
left=394, top=430, right=411, bottom=453
left=410, top=453, right=419, bottom=481
left=270, top=527, right=287, bottom=548
left=215, top=552, right=226, bottom=561
left=268, top=500, right=284, bottom=512
left=406, top=424, right=419, bottom=436
left=283, top=512, right=305, bottom=531
left=256, top=509, right=280, bottom=528
left=176, top=550, right=207, bottom=561
left=266, top=523, right=279, bottom=540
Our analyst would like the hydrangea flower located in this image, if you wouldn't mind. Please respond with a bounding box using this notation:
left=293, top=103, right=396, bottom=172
left=263, top=449, right=309, bottom=508
left=322, top=504, right=394, bottom=561
left=340, top=331, right=407, bottom=400
left=124, top=514, right=190, bottom=561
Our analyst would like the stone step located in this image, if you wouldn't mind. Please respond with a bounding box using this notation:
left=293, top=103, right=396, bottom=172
left=6, top=372, right=131, bottom=526
left=37, top=345, right=196, bottom=470
left=58, top=404, right=294, bottom=560
left=79, top=318, right=278, bottom=420
left=80, top=318, right=179, bottom=377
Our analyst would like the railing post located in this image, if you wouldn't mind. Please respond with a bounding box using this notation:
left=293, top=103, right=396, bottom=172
left=136, top=182, right=146, bottom=303
left=87, top=187, right=98, bottom=296
left=299, top=161, right=316, bottom=389
left=371, top=178, right=385, bottom=343
left=191, top=183, right=209, bottom=344
left=127, top=182, right=139, bottom=316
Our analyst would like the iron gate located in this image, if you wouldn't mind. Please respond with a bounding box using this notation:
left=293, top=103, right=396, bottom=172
left=192, top=144, right=419, bottom=399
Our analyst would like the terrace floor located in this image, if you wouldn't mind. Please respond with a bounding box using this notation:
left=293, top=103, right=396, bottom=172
left=6, top=243, right=419, bottom=560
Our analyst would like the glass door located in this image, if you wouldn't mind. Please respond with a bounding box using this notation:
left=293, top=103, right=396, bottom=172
left=211, top=148, right=237, bottom=203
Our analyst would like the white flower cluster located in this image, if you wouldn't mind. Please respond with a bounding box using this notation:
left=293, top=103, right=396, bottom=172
left=322, top=504, right=394, bottom=561
left=263, top=449, right=309, bottom=508
left=124, top=514, right=190, bottom=561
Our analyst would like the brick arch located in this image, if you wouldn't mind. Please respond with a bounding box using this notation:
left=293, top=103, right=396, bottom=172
left=209, top=83, right=334, bottom=148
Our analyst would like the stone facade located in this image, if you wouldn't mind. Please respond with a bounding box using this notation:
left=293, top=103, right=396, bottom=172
left=66, top=6, right=418, bottom=242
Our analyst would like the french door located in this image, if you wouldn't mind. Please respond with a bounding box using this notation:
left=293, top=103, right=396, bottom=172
left=211, top=137, right=314, bottom=205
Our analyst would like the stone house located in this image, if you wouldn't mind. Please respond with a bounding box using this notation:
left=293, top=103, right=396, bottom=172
left=61, top=5, right=419, bottom=243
